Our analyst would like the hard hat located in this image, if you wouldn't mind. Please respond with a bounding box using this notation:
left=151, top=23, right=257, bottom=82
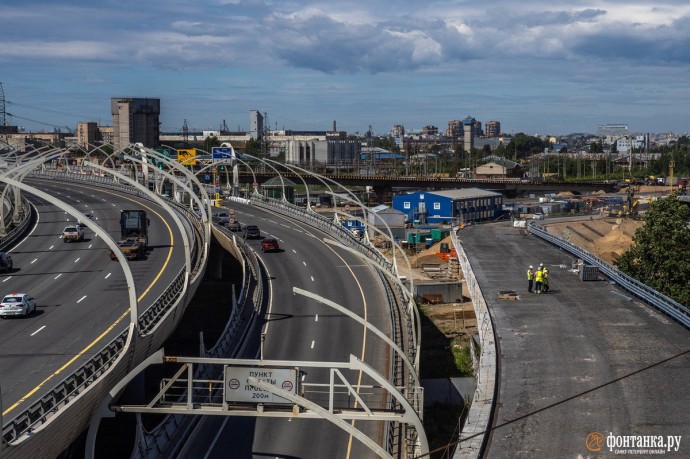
left=529, top=265, right=533, bottom=269
left=539, top=263, right=544, bottom=267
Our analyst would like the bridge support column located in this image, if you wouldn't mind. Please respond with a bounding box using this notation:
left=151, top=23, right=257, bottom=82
left=372, top=185, right=389, bottom=205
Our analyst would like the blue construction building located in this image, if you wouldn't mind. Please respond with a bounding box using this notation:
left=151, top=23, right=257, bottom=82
left=392, top=188, right=504, bottom=224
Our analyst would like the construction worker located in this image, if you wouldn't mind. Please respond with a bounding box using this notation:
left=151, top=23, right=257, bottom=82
left=527, top=265, right=534, bottom=293
left=534, top=263, right=544, bottom=294
left=542, top=268, right=550, bottom=293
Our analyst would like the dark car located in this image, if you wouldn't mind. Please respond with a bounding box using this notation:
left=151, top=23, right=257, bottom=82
left=0, top=252, right=13, bottom=273
left=260, top=237, right=280, bottom=253
left=228, top=221, right=242, bottom=232
left=243, top=225, right=261, bottom=239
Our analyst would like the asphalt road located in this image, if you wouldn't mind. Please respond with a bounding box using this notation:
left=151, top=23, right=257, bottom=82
left=0, top=179, right=186, bottom=419
left=188, top=203, right=393, bottom=459
left=459, top=221, right=690, bottom=458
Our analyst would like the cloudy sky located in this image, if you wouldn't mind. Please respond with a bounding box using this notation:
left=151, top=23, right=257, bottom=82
left=2, top=0, right=689, bottom=136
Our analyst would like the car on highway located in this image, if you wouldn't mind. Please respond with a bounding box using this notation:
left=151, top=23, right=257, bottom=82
left=78, top=212, right=94, bottom=227
left=63, top=225, right=85, bottom=242
left=214, top=212, right=231, bottom=225
left=227, top=221, right=242, bottom=232
left=0, top=252, right=12, bottom=273
left=243, top=225, right=261, bottom=239
left=0, top=293, right=36, bottom=318
left=532, top=212, right=544, bottom=220
left=260, top=237, right=280, bottom=253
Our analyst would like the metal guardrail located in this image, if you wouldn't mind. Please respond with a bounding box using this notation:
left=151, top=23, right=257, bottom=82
left=244, top=196, right=422, bottom=456
left=2, top=170, right=206, bottom=445
left=0, top=195, right=34, bottom=251
left=527, top=221, right=690, bottom=328
left=133, top=224, right=264, bottom=458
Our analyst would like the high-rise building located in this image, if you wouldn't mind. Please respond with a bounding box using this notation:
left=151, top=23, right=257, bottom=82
left=111, top=98, right=160, bottom=151
left=250, top=110, right=264, bottom=140
left=391, top=124, right=405, bottom=138
left=462, top=116, right=476, bottom=152
left=485, top=120, right=501, bottom=138
left=422, top=125, right=438, bottom=137
left=446, top=120, right=463, bottom=138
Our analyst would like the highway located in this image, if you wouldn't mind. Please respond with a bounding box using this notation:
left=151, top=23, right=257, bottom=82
left=459, top=221, right=690, bottom=457
left=185, top=202, right=394, bottom=458
left=0, top=179, right=187, bottom=421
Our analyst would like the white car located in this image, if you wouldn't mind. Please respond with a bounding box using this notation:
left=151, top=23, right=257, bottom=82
left=0, top=293, right=36, bottom=318
left=532, top=212, right=545, bottom=220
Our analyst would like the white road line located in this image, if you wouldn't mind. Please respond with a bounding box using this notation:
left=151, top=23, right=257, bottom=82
left=315, top=314, right=318, bottom=322
left=77, top=295, right=87, bottom=303
left=49, top=245, right=54, bottom=250
left=54, top=274, right=62, bottom=280
left=2, top=277, right=11, bottom=283
left=311, top=276, right=315, bottom=282
left=105, top=272, right=112, bottom=279
left=74, top=258, right=80, bottom=263
left=310, top=340, right=315, bottom=349
left=88, top=244, right=92, bottom=249
left=303, top=261, right=307, bottom=266
left=30, top=326, right=46, bottom=336
left=292, top=249, right=297, bottom=253
left=301, top=374, right=306, bottom=382
left=31, top=258, right=38, bottom=264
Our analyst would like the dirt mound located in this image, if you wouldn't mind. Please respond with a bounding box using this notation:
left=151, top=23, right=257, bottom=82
left=545, top=218, right=642, bottom=263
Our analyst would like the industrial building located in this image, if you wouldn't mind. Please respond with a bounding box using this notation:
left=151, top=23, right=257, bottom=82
left=392, top=187, right=504, bottom=224
left=111, top=98, right=160, bottom=151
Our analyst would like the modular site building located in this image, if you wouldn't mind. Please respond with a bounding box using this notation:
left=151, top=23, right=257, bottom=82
left=392, top=187, right=503, bottom=224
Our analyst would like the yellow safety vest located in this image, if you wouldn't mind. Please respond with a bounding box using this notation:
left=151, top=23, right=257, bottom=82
left=535, top=269, right=544, bottom=282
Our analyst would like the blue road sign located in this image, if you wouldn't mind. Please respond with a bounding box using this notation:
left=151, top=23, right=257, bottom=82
left=212, top=147, right=234, bottom=162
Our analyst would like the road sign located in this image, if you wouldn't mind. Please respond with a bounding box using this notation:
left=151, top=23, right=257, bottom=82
left=177, top=148, right=197, bottom=166
left=224, top=367, right=298, bottom=404
left=212, top=147, right=234, bottom=162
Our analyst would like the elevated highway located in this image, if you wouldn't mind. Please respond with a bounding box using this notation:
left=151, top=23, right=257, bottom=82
left=236, top=171, right=616, bottom=199
left=0, top=165, right=209, bottom=458
left=457, top=221, right=690, bottom=457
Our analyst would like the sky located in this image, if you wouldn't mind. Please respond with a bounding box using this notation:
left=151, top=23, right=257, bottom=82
left=1, top=0, right=690, bottom=137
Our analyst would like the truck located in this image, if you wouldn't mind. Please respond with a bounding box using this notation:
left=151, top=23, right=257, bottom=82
left=109, top=210, right=149, bottom=261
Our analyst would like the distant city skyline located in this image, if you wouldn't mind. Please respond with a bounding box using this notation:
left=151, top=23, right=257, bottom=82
left=2, top=1, right=689, bottom=136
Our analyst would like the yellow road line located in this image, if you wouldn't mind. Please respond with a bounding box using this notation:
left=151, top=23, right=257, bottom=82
left=3, top=187, right=176, bottom=416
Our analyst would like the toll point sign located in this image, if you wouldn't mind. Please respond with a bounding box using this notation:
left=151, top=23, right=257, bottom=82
left=224, top=367, right=298, bottom=404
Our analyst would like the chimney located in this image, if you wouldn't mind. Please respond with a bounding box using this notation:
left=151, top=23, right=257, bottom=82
left=333, top=120, right=336, bottom=132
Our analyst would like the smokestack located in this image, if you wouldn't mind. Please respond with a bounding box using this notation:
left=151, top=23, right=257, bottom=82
left=333, top=120, right=336, bottom=132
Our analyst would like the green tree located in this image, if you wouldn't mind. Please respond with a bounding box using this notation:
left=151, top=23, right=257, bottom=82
left=615, top=194, right=690, bottom=305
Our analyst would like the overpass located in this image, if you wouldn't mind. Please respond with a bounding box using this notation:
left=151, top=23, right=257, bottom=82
left=235, top=171, right=617, bottom=200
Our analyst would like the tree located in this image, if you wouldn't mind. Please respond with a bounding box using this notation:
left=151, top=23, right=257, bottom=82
left=615, top=194, right=690, bottom=306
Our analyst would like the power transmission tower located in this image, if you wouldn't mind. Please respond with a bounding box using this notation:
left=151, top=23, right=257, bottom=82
left=182, top=119, right=189, bottom=146
left=0, top=82, right=6, bottom=127
left=220, top=119, right=229, bottom=134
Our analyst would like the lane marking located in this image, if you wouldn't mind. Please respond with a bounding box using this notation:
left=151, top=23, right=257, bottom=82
left=3, top=184, right=177, bottom=417
left=88, top=244, right=92, bottom=249
left=302, top=261, right=307, bottom=266
left=76, top=296, right=87, bottom=303
left=74, top=258, right=80, bottom=263
left=30, top=326, right=46, bottom=337
left=292, top=249, right=297, bottom=253
left=105, top=273, right=111, bottom=279
left=315, top=314, right=318, bottom=322
left=311, top=276, right=314, bottom=282
left=2, top=277, right=11, bottom=283
left=54, top=274, right=62, bottom=280
left=30, top=259, right=38, bottom=264
left=310, top=340, right=315, bottom=349
left=49, top=245, right=54, bottom=250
